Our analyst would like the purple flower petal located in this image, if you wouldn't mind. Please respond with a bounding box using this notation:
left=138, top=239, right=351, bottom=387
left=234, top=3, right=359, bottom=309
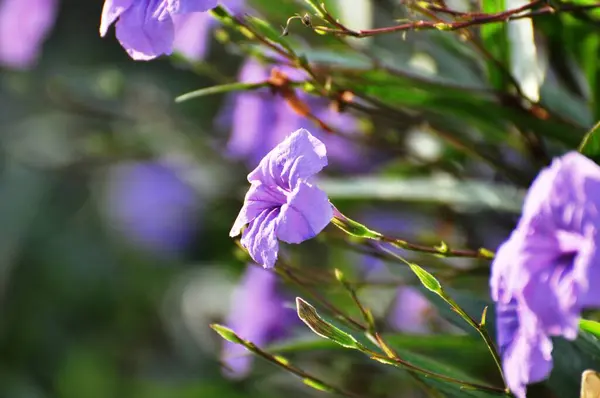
left=172, top=11, right=213, bottom=60
left=114, top=0, right=174, bottom=60
left=0, top=0, right=58, bottom=69
left=276, top=181, right=332, bottom=244
left=167, top=0, right=219, bottom=14
left=248, top=128, right=328, bottom=189
left=100, top=0, right=134, bottom=36
left=240, top=208, right=280, bottom=268
left=496, top=299, right=553, bottom=398
left=229, top=183, right=286, bottom=238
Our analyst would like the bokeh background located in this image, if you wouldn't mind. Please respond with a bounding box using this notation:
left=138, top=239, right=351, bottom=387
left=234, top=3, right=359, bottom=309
left=1, top=0, right=597, bottom=397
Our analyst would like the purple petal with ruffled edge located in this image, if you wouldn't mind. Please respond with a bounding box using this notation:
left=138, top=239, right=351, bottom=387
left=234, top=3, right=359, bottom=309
left=0, top=0, right=58, bottom=69
left=496, top=299, right=553, bottom=398
left=248, top=128, right=327, bottom=189
left=114, top=0, right=174, bottom=60
left=229, top=183, right=286, bottom=238
left=100, top=0, right=134, bottom=36
left=240, top=208, right=280, bottom=268
left=277, top=181, right=333, bottom=244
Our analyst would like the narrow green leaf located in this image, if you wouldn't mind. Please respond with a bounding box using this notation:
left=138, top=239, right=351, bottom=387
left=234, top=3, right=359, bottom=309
left=210, top=324, right=243, bottom=344
left=407, top=262, right=442, bottom=294
left=320, top=177, right=524, bottom=213
left=480, top=0, right=510, bottom=90
left=303, top=378, right=335, bottom=392
left=480, top=306, right=489, bottom=328
left=330, top=210, right=383, bottom=239
left=245, top=15, right=296, bottom=54
left=580, top=319, right=600, bottom=338
left=175, top=82, right=267, bottom=102
left=304, top=0, right=325, bottom=17
left=578, top=121, right=600, bottom=159
left=295, top=297, right=364, bottom=350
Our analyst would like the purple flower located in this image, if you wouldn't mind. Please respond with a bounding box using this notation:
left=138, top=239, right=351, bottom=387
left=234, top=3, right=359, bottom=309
left=389, top=286, right=434, bottom=334
left=103, top=161, right=200, bottom=255
left=0, top=0, right=58, bottom=69
left=222, top=265, right=297, bottom=378
left=99, top=0, right=220, bottom=60
left=221, top=58, right=367, bottom=171
left=490, top=151, right=600, bottom=397
left=229, top=129, right=333, bottom=268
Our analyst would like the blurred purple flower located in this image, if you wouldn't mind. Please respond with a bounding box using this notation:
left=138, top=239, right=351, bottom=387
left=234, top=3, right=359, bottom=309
left=104, top=161, right=200, bottom=255
left=221, top=58, right=366, bottom=171
left=490, top=151, right=600, bottom=397
left=229, top=129, right=333, bottom=268
left=0, top=0, right=58, bottom=69
left=172, top=0, right=243, bottom=60
left=99, top=0, right=221, bottom=60
left=222, top=265, right=296, bottom=378
left=389, top=286, right=433, bottom=334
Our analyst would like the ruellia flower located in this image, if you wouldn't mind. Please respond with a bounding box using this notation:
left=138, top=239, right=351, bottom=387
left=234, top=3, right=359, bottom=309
left=99, top=0, right=226, bottom=60
left=103, top=161, right=200, bottom=255
left=229, top=129, right=333, bottom=268
left=222, top=265, right=297, bottom=378
left=490, top=151, right=600, bottom=397
left=0, top=0, right=58, bottom=69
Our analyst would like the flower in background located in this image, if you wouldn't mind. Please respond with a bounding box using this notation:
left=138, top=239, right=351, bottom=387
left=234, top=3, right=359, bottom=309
left=172, top=0, right=243, bottom=60
left=221, top=58, right=367, bottom=171
left=490, top=151, right=600, bottom=397
left=230, top=129, right=333, bottom=268
left=100, top=0, right=230, bottom=60
left=103, top=161, right=200, bottom=256
left=222, top=265, right=297, bottom=378
left=389, top=286, right=434, bottom=334
left=0, top=0, right=58, bottom=69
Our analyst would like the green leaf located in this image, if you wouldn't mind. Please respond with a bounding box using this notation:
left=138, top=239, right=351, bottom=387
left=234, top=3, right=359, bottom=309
left=175, top=82, right=267, bottom=102
left=408, top=262, right=442, bottom=294
left=268, top=334, right=503, bottom=391
left=295, top=297, right=365, bottom=350
left=546, top=331, right=600, bottom=397
left=336, top=70, right=583, bottom=146
left=245, top=15, right=296, bottom=54
left=303, top=378, right=334, bottom=392
left=319, top=176, right=525, bottom=213
left=304, top=0, right=325, bottom=17
left=330, top=210, right=383, bottom=239
left=578, top=121, right=600, bottom=159
left=480, top=0, right=510, bottom=90
left=210, top=324, right=243, bottom=344
left=580, top=319, right=600, bottom=338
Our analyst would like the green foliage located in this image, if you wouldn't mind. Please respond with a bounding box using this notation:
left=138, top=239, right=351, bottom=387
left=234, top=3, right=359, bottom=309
left=296, top=297, right=366, bottom=350
left=579, top=121, right=600, bottom=161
